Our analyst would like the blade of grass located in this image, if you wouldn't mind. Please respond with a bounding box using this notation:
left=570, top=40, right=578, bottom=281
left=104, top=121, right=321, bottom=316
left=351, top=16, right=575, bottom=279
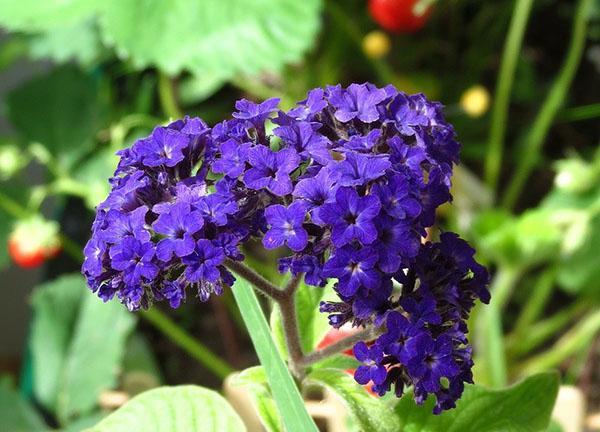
left=231, top=277, right=319, bottom=432
left=484, top=0, right=534, bottom=195
left=139, top=309, right=233, bottom=380
left=502, top=0, right=593, bottom=209
left=517, top=308, right=600, bottom=376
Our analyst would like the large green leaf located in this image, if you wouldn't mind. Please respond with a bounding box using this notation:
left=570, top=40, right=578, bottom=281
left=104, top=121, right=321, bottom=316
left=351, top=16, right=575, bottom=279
left=87, top=386, right=245, bottom=432
left=231, top=277, right=319, bottom=432
left=232, top=367, right=283, bottom=432
left=29, top=19, right=103, bottom=66
left=7, top=66, right=106, bottom=169
left=0, top=0, right=100, bottom=32
left=30, top=275, right=86, bottom=413
left=394, top=372, right=559, bottom=432
left=542, top=180, right=600, bottom=299
left=306, top=368, right=401, bottom=432
left=101, top=0, right=322, bottom=78
left=0, top=377, right=46, bottom=432
left=30, top=274, right=136, bottom=424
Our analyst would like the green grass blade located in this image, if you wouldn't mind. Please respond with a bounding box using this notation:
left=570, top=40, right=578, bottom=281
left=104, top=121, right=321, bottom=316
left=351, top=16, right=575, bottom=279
left=231, top=277, right=318, bottom=432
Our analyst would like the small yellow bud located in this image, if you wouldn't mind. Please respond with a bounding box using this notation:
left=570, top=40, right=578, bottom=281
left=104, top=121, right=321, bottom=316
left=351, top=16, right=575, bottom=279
left=460, top=85, right=490, bottom=118
left=362, top=31, right=391, bottom=59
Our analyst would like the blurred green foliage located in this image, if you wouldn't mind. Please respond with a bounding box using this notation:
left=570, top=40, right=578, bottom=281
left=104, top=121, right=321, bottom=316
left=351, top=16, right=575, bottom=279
left=0, top=0, right=598, bottom=430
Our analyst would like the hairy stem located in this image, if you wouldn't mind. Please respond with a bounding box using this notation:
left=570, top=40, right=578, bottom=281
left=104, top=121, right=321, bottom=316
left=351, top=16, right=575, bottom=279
left=278, top=286, right=306, bottom=377
left=224, top=259, right=284, bottom=300
left=301, top=326, right=383, bottom=367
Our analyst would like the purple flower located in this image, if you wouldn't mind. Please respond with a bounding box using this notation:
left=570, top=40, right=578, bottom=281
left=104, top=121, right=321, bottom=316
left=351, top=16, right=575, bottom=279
left=353, top=342, right=387, bottom=385
left=322, top=246, right=379, bottom=297
left=158, top=280, right=186, bottom=308
left=263, top=202, right=308, bottom=252
left=373, top=175, right=421, bottom=220
left=404, top=333, right=460, bottom=393
left=344, top=129, right=382, bottom=152
left=401, top=293, right=442, bottom=327
left=100, top=206, right=150, bottom=244
left=153, top=202, right=204, bottom=261
left=109, top=237, right=158, bottom=285
left=330, top=152, right=391, bottom=186
left=375, top=216, right=420, bottom=273
left=319, top=188, right=381, bottom=246
left=288, top=88, right=327, bottom=120
left=233, top=98, right=280, bottom=126
left=376, top=311, right=415, bottom=362
left=244, top=146, right=300, bottom=196
left=328, top=83, right=387, bottom=123
left=140, top=127, right=189, bottom=167
left=182, top=239, right=225, bottom=283
left=293, top=169, right=337, bottom=223
left=82, top=238, right=106, bottom=277
left=195, top=194, right=237, bottom=226
left=274, top=122, right=331, bottom=164
left=212, top=139, right=252, bottom=178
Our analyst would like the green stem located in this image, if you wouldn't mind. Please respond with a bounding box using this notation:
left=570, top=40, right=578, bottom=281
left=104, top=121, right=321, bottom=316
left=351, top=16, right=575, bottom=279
left=502, top=0, right=593, bottom=209
left=559, top=103, right=600, bottom=123
left=140, top=309, right=234, bottom=380
left=478, top=266, right=520, bottom=387
left=511, top=268, right=556, bottom=339
left=492, top=266, right=522, bottom=311
left=59, top=233, right=84, bottom=262
left=507, top=300, right=587, bottom=359
left=0, top=190, right=29, bottom=219
left=517, top=308, right=600, bottom=376
left=158, top=72, right=183, bottom=119
left=484, top=0, right=534, bottom=194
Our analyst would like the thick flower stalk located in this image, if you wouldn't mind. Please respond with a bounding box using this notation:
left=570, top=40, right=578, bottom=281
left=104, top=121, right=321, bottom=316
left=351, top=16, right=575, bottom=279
left=82, top=83, right=489, bottom=413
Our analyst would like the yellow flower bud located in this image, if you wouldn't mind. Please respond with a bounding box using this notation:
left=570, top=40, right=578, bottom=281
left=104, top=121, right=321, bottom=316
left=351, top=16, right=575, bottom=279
left=460, top=85, right=490, bottom=118
left=362, top=31, right=391, bottom=59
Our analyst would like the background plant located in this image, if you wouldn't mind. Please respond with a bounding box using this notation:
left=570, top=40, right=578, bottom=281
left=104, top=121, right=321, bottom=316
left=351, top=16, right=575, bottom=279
left=0, top=0, right=597, bottom=430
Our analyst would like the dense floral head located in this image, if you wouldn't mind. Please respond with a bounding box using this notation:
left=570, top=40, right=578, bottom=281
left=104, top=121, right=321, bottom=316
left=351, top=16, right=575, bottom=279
left=82, top=83, right=489, bottom=412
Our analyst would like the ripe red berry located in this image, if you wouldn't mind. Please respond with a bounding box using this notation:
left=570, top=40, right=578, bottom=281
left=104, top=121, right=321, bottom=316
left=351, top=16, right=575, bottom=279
left=7, top=216, right=61, bottom=269
left=368, top=0, right=432, bottom=33
left=8, top=237, right=47, bottom=268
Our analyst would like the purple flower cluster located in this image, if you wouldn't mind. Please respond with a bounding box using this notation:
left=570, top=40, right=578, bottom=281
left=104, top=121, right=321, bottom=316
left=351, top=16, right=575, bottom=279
left=82, top=83, right=488, bottom=412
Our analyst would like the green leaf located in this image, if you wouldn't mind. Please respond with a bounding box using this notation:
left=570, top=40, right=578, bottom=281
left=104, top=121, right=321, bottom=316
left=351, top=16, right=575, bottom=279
left=30, top=275, right=86, bottom=413
left=394, top=372, right=559, bottom=432
left=179, top=73, right=226, bottom=105
left=101, top=0, right=322, bottom=79
left=231, top=277, right=319, bottom=432
left=541, top=181, right=600, bottom=299
left=306, top=368, right=401, bottom=432
left=28, top=19, right=103, bottom=66
left=87, top=386, right=246, bottom=432
left=311, top=353, right=360, bottom=371
left=0, top=0, right=100, bottom=32
left=30, top=274, right=136, bottom=424
left=0, top=377, right=46, bottom=432
left=73, top=149, right=118, bottom=209
left=473, top=209, right=562, bottom=268
left=7, top=66, right=106, bottom=169
left=232, top=367, right=283, bottom=432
